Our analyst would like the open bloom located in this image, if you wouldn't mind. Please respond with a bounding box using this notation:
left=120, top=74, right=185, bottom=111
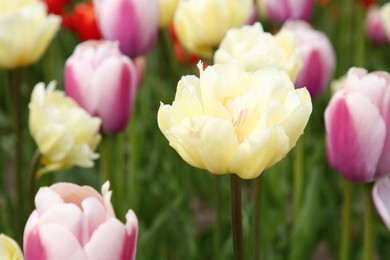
left=0, top=233, right=24, bottom=260
left=65, top=41, right=137, bottom=133
left=0, top=0, right=60, bottom=69
left=214, top=22, right=302, bottom=82
left=29, top=82, right=101, bottom=176
left=158, top=63, right=312, bottom=179
left=283, top=20, right=336, bottom=98
left=365, top=5, right=389, bottom=44
left=174, top=0, right=252, bottom=57
left=325, top=68, right=390, bottom=183
left=93, top=0, right=159, bottom=58
left=256, top=0, right=314, bottom=24
left=24, top=182, right=138, bottom=260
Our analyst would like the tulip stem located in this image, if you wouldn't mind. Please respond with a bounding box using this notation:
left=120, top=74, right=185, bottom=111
left=214, top=176, right=221, bottom=259
left=363, top=184, right=375, bottom=260
left=230, top=174, right=243, bottom=260
left=339, top=180, right=352, bottom=260
left=100, top=136, right=111, bottom=183
left=293, top=137, right=304, bottom=213
left=252, top=176, right=262, bottom=260
left=28, top=150, right=41, bottom=211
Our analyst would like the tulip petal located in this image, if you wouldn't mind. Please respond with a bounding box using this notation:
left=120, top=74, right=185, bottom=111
left=325, top=92, right=386, bottom=182
left=34, top=187, right=64, bottom=214
left=84, top=218, right=126, bottom=260
left=373, top=178, right=390, bottom=230
left=24, top=211, right=47, bottom=260
left=81, top=197, right=107, bottom=243
left=230, top=125, right=289, bottom=179
left=121, top=210, right=138, bottom=260
left=39, top=224, right=86, bottom=260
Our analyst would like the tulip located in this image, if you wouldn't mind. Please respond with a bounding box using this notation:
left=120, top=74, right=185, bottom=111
left=158, top=63, right=312, bottom=179
left=214, top=22, right=302, bottom=82
left=256, top=0, right=314, bottom=24
left=0, top=0, right=61, bottom=69
left=365, top=5, right=389, bottom=44
left=373, top=177, right=390, bottom=230
left=0, top=233, right=24, bottom=260
left=24, top=182, right=138, bottom=260
left=41, top=0, right=70, bottom=15
left=93, top=0, right=159, bottom=58
left=29, top=82, right=102, bottom=176
left=283, top=20, right=336, bottom=98
left=380, top=3, right=390, bottom=42
left=158, top=0, right=179, bottom=28
left=65, top=40, right=138, bottom=134
left=174, top=0, right=252, bottom=57
left=325, top=68, right=390, bottom=183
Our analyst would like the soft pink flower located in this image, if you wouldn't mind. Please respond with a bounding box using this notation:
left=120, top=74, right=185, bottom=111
left=24, top=182, right=138, bottom=260
left=65, top=40, right=137, bottom=134
left=257, top=0, right=314, bottom=24
left=93, top=0, right=159, bottom=58
left=365, top=5, right=389, bottom=44
left=284, top=20, right=336, bottom=98
left=373, top=177, right=390, bottom=230
left=325, top=68, right=390, bottom=183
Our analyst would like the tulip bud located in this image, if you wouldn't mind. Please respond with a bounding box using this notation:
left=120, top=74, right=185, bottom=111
left=24, top=182, right=138, bottom=260
left=256, top=0, right=314, bottom=24
left=325, top=68, right=390, bottom=183
left=0, top=0, right=61, bottom=69
left=365, top=5, right=389, bottom=44
left=283, top=20, right=336, bottom=98
left=93, top=0, right=159, bottom=58
left=0, top=233, right=24, bottom=260
left=65, top=40, right=138, bottom=134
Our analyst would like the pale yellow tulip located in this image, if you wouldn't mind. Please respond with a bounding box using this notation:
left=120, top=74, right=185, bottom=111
left=0, top=0, right=60, bottom=69
left=159, top=0, right=179, bottom=27
left=29, top=82, right=102, bottom=176
left=214, top=22, right=302, bottom=82
left=158, top=63, right=312, bottom=179
left=174, top=0, right=252, bottom=57
left=381, top=3, right=390, bottom=40
left=0, top=234, right=24, bottom=260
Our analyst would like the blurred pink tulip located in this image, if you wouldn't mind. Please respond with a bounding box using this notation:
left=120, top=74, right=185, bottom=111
left=93, top=0, right=159, bottom=58
left=24, top=182, right=138, bottom=260
left=284, top=20, right=336, bottom=98
left=325, top=68, right=390, bottom=183
left=257, top=0, right=314, bottom=24
left=365, top=5, right=389, bottom=44
left=373, top=177, right=390, bottom=230
left=65, top=40, right=138, bottom=134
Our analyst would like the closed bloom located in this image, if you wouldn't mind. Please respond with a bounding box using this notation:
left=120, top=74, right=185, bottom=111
left=29, top=82, right=101, bottom=176
left=380, top=3, right=390, bottom=42
left=214, top=22, right=302, bottom=82
left=0, top=234, right=24, bottom=260
left=93, top=0, right=159, bottom=58
left=256, top=0, right=314, bottom=24
left=325, top=68, right=390, bottom=183
left=174, top=0, right=252, bottom=57
left=158, top=63, right=312, bottom=179
left=365, top=5, right=389, bottom=44
left=24, top=182, right=138, bottom=260
left=158, top=0, right=179, bottom=28
left=65, top=41, right=137, bottom=133
left=0, top=0, right=61, bottom=69
left=283, top=20, right=336, bottom=98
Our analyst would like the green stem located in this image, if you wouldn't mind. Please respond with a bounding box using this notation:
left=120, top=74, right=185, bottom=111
left=100, top=136, right=110, bottom=183
left=339, top=180, right=352, bottom=260
left=293, top=137, right=304, bottom=213
left=213, top=176, right=221, bottom=260
left=252, top=177, right=262, bottom=260
left=230, top=175, right=243, bottom=260
left=28, top=151, right=41, bottom=211
left=363, top=184, right=375, bottom=260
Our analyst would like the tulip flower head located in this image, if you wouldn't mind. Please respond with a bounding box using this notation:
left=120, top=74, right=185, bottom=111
left=29, top=82, right=102, bottom=176
left=283, top=20, right=336, bottom=98
left=0, top=234, right=24, bottom=260
left=256, top=0, right=314, bottom=24
left=65, top=40, right=138, bottom=134
left=93, top=0, right=159, bottom=58
left=174, top=0, right=252, bottom=57
left=24, top=182, right=138, bottom=260
left=325, top=68, right=390, bottom=183
left=158, top=0, right=179, bottom=28
left=214, top=22, right=302, bottom=82
left=158, top=63, right=312, bottom=179
left=365, top=5, right=389, bottom=44
left=380, top=3, right=390, bottom=42
left=0, top=0, right=61, bottom=69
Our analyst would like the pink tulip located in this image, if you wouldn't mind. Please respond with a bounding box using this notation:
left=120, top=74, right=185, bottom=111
left=93, top=0, right=159, bottom=58
left=373, top=177, right=390, bottom=230
left=24, top=182, right=138, bottom=260
left=325, top=68, right=390, bottom=183
left=284, top=20, right=336, bottom=98
left=257, top=0, right=314, bottom=24
left=365, top=5, right=389, bottom=44
left=65, top=40, right=137, bottom=134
